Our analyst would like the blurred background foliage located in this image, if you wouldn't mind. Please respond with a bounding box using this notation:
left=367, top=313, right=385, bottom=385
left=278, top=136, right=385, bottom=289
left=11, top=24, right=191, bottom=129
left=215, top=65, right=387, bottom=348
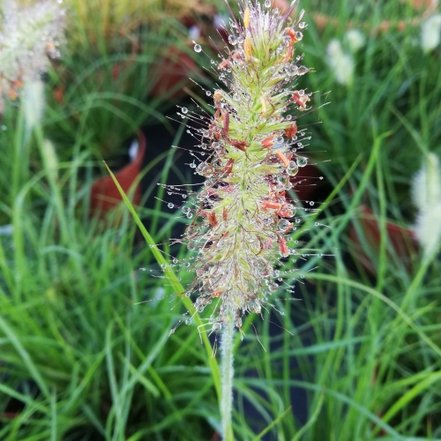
left=0, top=0, right=440, bottom=440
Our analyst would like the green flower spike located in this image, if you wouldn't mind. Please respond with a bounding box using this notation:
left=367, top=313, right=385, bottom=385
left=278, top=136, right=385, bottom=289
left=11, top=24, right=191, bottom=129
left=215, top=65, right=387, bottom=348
left=183, top=0, right=311, bottom=332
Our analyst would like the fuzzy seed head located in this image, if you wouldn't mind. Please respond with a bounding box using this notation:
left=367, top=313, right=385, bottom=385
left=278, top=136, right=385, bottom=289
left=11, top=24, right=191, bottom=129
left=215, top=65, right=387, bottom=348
left=183, top=0, right=312, bottom=330
left=0, top=0, right=65, bottom=113
left=412, top=153, right=441, bottom=257
left=421, top=14, right=441, bottom=53
left=326, top=39, right=354, bottom=86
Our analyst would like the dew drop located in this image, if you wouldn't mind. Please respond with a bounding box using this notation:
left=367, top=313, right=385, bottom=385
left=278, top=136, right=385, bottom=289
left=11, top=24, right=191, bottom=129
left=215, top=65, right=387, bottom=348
left=228, top=34, right=238, bottom=45
left=206, top=90, right=212, bottom=97
left=298, top=21, right=307, bottom=29
left=193, top=43, right=202, bottom=53
left=287, top=161, right=299, bottom=176
left=167, top=202, right=174, bottom=209
left=309, top=201, right=315, bottom=206
left=297, top=156, right=308, bottom=167
left=181, top=107, right=188, bottom=114
left=189, top=161, right=196, bottom=169
left=278, top=219, right=291, bottom=231
left=295, top=31, right=303, bottom=41
left=264, top=0, right=271, bottom=7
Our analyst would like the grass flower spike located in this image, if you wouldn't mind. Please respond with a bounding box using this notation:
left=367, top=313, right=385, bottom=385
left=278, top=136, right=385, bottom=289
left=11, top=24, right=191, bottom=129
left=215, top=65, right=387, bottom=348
left=326, top=38, right=354, bottom=86
left=421, top=13, right=441, bottom=53
left=0, top=0, right=65, bottom=113
left=412, top=153, right=441, bottom=258
left=182, top=3, right=312, bottom=436
left=184, top=0, right=311, bottom=331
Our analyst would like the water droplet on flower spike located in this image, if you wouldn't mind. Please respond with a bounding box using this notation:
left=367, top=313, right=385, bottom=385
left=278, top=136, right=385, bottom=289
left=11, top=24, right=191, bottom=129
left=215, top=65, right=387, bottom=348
left=278, top=219, right=291, bottom=231
left=287, top=161, right=299, bottom=176
left=181, top=107, right=188, bottom=114
left=228, top=35, right=238, bottom=45
left=297, top=156, right=308, bottom=167
left=193, top=43, right=202, bottom=53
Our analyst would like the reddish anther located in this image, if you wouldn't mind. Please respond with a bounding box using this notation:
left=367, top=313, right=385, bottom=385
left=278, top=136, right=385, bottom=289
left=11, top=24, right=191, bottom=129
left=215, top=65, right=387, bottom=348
left=262, top=200, right=282, bottom=210
left=208, top=211, right=218, bottom=227
left=222, top=207, right=228, bottom=221
left=286, top=28, right=297, bottom=42
left=278, top=236, right=289, bottom=257
left=284, top=122, right=298, bottom=139
left=229, top=139, right=248, bottom=151
left=222, top=112, right=230, bottom=138
left=291, top=91, right=310, bottom=110
left=276, top=150, right=290, bottom=167
left=223, top=158, right=234, bottom=175
left=261, top=135, right=274, bottom=148
left=278, top=208, right=294, bottom=218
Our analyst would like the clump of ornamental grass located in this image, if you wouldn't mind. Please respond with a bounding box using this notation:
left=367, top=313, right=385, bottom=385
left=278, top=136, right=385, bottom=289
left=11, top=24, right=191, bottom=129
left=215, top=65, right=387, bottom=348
left=0, top=0, right=65, bottom=114
left=175, top=0, right=313, bottom=438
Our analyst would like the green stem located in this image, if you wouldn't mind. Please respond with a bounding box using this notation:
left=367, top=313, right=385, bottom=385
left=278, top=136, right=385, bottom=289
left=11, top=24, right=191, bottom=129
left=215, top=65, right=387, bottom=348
left=221, top=317, right=235, bottom=441
left=33, top=125, right=69, bottom=243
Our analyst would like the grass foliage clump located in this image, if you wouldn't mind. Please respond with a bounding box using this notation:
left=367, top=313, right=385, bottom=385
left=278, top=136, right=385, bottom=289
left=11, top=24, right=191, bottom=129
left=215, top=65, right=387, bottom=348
left=1, top=0, right=441, bottom=440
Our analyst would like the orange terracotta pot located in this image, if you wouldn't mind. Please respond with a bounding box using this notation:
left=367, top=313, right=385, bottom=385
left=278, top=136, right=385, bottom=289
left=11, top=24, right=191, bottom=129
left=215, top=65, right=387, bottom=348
left=150, top=46, right=199, bottom=99
left=90, top=132, right=146, bottom=217
left=348, top=205, right=418, bottom=274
